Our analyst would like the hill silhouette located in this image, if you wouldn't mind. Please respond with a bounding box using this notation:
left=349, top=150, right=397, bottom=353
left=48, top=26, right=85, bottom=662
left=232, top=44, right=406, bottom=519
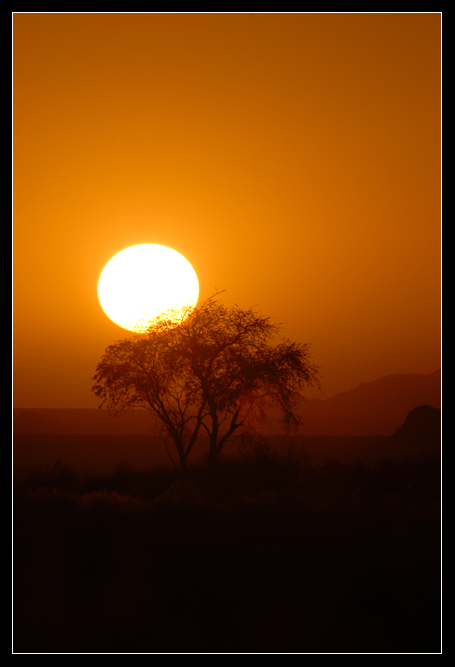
left=298, top=370, right=440, bottom=435
left=13, top=407, right=152, bottom=436
left=13, top=370, right=440, bottom=437
left=13, top=408, right=85, bottom=435
left=389, top=404, right=441, bottom=459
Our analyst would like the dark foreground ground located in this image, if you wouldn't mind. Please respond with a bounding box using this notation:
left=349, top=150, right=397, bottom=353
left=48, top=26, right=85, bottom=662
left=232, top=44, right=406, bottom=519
left=13, top=444, right=441, bottom=653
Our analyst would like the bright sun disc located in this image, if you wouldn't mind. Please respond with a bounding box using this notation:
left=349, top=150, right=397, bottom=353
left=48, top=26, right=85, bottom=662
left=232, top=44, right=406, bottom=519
left=98, top=244, right=199, bottom=332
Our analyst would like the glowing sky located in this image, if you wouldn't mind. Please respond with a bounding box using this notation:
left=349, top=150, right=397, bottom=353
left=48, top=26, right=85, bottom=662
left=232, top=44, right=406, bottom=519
left=13, top=13, right=441, bottom=408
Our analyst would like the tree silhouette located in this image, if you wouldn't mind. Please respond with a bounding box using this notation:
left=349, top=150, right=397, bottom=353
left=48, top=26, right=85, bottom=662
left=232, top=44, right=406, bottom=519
left=92, top=294, right=320, bottom=469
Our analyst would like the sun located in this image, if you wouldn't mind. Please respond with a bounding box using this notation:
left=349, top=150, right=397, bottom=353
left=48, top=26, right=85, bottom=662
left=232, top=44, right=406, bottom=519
left=98, top=244, right=199, bottom=332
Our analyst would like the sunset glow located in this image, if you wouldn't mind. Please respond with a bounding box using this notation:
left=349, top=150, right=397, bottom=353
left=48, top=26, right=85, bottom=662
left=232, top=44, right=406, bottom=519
left=13, top=13, right=440, bottom=407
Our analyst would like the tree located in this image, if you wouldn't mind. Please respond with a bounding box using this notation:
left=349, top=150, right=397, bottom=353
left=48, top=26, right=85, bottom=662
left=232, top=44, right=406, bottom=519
left=92, top=294, right=321, bottom=469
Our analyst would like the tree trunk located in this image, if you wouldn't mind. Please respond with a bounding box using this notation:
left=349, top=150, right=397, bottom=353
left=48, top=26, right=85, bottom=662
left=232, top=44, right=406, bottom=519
left=207, top=445, right=218, bottom=467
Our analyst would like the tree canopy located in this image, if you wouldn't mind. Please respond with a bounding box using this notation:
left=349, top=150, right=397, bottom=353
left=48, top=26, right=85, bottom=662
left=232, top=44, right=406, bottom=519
left=92, top=295, right=321, bottom=468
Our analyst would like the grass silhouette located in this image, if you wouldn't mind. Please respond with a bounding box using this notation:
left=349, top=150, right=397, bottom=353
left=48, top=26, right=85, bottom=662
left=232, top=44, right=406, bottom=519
left=14, top=446, right=440, bottom=653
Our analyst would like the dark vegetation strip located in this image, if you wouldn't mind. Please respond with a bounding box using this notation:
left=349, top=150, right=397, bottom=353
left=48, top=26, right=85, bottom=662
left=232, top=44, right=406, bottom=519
left=13, top=446, right=441, bottom=653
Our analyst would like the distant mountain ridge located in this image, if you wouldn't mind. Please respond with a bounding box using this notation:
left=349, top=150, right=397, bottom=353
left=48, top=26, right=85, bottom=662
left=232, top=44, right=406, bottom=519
left=299, top=369, right=441, bottom=435
left=14, top=370, right=440, bottom=437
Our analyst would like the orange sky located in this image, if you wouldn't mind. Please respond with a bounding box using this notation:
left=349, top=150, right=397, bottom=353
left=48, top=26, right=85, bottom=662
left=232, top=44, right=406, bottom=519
left=13, top=13, right=441, bottom=408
